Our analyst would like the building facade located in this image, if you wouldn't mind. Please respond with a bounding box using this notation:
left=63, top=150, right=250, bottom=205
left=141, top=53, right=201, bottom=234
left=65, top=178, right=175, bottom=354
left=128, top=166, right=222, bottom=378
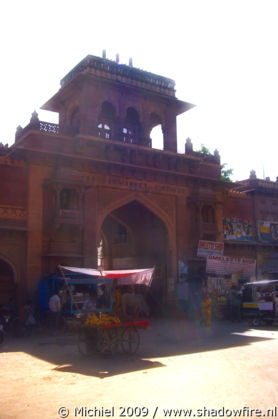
left=0, top=54, right=277, bottom=307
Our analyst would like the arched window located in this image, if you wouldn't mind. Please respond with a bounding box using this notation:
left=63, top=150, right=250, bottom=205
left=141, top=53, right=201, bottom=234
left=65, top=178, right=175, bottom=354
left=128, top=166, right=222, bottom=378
left=122, top=126, right=135, bottom=144
left=97, top=101, right=116, bottom=139
left=150, top=125, right=163, bottom=150
left=149, top=112, right=163, bottom=149
left=201, top=205, right=216, bottom=223
left=122, top=107, right=141, bottom=144
left=97, top=123, right=111, bottom=139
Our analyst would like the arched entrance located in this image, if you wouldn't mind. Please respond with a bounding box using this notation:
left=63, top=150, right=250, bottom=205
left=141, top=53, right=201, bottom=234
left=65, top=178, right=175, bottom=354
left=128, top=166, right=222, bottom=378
left=0, top=257, right=16, bottom=305
left=99, top=200, right=170, bottom=314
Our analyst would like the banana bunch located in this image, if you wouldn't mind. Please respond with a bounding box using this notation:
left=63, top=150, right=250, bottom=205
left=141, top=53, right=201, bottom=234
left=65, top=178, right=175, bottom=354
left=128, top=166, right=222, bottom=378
left=85, top=313, right=102, bottom=326
left=85, top=313, right=121, bottom=326
left=100, top=313, right=121, bottom=325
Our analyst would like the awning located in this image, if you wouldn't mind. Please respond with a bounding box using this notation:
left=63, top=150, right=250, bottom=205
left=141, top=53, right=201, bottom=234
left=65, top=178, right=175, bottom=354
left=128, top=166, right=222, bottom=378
left=59, top=265, right=155, bottom=287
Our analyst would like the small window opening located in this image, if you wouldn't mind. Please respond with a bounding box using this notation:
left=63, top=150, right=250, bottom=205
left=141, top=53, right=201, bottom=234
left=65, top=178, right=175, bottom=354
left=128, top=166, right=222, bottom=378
left=60, top=189, right=78, bottom=210
left=98, top=123, right=111, bottom=139
left=202, top=205, right=215, bottom=223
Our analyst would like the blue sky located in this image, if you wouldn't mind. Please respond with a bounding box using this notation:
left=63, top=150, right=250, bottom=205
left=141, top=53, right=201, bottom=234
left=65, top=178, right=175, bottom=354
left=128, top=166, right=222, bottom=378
left=1, top=0, right=278, bottom=182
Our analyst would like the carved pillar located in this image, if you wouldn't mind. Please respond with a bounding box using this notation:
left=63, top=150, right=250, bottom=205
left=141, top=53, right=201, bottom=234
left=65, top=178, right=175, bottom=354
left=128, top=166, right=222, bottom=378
left=26, top=164, right=50, bottom=296
left=163, top=111, right=177, bottom=152
left=83, top=187, right=98, bottom=267
left=176, top=194, right=190, bottom=260
left=79, top=84, right=99, bottom=136
left=215, top=201, right=224, bottom=241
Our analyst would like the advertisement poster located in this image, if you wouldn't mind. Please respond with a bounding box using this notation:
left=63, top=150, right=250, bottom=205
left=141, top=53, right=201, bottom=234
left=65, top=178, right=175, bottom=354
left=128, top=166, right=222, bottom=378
left=206, top=255, right=256, bottom=277
left=223, top=217, right=253, bottom=241
left=197, top=240, right=224, bottom=257
left=257, top=220, right=278, bottom=243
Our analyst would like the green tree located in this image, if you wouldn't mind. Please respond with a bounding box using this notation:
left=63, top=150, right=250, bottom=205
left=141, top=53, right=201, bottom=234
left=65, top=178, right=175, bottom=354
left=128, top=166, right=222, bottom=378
left=196, top=144, right=211, bottom=155
left=196, top=144, right=234, bottom=182
left=221, top=163, right=234, bottom=182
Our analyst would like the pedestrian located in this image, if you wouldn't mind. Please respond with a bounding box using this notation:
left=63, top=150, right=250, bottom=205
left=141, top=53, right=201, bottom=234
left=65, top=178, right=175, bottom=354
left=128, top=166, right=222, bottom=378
left=201, top=291, right=212, bottom=327
left=48, top=291, right=61, bottom=331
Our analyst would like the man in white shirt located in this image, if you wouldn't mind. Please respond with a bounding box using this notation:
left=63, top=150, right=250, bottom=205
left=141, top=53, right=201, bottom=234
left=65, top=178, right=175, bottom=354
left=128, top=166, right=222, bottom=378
left=48, top=292, right=61, bottom=331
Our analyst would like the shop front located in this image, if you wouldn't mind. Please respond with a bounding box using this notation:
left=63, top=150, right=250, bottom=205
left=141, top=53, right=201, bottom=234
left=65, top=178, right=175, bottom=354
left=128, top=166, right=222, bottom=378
left=206, top=255, right=256, bottom=320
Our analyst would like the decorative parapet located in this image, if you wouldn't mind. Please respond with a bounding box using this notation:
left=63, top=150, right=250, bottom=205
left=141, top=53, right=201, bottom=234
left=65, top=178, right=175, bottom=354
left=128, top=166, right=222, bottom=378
left=0, top=143, right=9, bottom=155
left=237, top=177, right=278, bottom=192
left=39, top=121, right=59, bottom=134
left=184, top=139, right=221, bottom=165
left=0, top=206, right=27, bottom=220
left=60, top=55, right=176, bottom=96
left=189, top=151, right=220, bottom=164
left=228, top=190, right=248, bottom=198
left=15, top=116, right=59, bottom=141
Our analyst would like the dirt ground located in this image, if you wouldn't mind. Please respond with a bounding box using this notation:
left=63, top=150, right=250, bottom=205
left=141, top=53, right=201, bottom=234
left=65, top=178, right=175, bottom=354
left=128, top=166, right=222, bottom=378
left=1, top=318, right=278, bottom=419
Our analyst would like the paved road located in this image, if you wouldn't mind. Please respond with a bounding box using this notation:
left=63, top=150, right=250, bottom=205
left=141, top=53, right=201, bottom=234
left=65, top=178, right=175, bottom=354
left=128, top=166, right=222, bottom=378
left=1, top=318, right=278, bottom=419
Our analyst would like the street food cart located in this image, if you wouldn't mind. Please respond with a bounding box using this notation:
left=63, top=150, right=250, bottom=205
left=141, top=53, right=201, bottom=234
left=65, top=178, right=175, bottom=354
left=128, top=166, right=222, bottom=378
left=48, top=265, right=154, bottom=355
left=242, top=279, right=278, bottom=326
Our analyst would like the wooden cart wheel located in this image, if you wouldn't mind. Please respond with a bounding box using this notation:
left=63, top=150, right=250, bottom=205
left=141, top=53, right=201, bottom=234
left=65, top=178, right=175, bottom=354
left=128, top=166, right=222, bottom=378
left=121, top=327, right=140, bottom=354
left=96, top=328, right=119, bottom=355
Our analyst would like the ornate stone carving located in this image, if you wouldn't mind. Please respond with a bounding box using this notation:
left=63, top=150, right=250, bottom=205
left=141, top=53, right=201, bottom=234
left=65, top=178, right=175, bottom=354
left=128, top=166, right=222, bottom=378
left=0, top=206, right=27, bottom=220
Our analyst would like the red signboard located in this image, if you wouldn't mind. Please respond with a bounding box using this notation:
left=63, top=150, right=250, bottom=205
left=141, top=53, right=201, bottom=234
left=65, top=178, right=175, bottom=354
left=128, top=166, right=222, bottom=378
left=197, top=240, right=224, bottom=257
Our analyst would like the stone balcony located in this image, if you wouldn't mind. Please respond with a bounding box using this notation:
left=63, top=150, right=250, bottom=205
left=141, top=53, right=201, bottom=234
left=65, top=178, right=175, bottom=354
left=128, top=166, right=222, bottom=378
left=14, top=114, right=222, bottom=182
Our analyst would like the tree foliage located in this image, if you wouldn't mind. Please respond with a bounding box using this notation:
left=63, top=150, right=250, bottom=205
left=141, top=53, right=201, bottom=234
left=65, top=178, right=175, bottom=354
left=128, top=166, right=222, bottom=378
left=196, top=144, right=211, bottom=155
left=221, top=163, right=234, bottom=182
left=196, top=144, right=233, bottom=182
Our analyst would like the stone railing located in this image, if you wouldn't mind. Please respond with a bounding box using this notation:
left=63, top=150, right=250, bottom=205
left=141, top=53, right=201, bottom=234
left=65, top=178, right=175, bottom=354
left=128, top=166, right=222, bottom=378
left=39, top=121, right=59, bottom=134
left=15, top=113, right=59, bottom=141
left=0, top=206, right=27, bottom=220
left=228, top=190, right=248, bottom=198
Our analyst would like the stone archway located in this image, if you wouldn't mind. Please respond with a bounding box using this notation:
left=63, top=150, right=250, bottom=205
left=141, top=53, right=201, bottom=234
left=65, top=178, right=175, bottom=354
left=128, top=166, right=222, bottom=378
left=98, top=198, right=175, bottom=312
left=0, top=256, right=17, bottom=305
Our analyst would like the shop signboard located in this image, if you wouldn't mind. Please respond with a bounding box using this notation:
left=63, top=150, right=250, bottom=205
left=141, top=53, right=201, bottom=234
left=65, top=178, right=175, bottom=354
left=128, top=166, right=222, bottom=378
left=223, top=217, right=253, bottom=241
left=257, top=220, right=278, bottom=243
left=206, top=255, right=256, bottom=277
left=197, top=240, right=224, bottom=257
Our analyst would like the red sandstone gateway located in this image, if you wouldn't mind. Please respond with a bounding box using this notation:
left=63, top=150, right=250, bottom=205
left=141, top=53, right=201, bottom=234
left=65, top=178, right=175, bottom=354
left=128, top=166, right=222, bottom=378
left=1, top=52, right=278, bottom=311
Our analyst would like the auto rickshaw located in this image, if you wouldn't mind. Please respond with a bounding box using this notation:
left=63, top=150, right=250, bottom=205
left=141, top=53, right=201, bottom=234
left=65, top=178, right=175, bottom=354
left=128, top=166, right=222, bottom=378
left=242, top=279, right=278, bottom=326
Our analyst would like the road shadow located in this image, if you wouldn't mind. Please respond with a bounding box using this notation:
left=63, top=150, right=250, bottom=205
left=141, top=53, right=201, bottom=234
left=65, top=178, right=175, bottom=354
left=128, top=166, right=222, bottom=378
left=1, top=318, right=277, bottom=378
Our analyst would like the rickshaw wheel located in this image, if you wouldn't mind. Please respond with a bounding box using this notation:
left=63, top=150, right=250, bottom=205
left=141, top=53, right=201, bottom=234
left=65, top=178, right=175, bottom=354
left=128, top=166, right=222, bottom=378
left=121, top=327, right=140, bottom=354
left=251, top=317, right=261, bottom=327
